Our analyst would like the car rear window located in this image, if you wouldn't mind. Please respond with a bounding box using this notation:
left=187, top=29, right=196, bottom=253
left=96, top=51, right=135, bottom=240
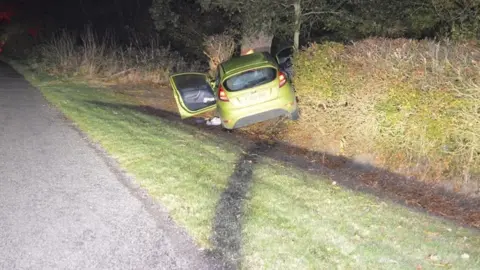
left=224, top=67, right=276, bottom=91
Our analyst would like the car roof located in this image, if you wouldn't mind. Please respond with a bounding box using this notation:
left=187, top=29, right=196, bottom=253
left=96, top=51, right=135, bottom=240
left=220, top=52, right=276, bottom=77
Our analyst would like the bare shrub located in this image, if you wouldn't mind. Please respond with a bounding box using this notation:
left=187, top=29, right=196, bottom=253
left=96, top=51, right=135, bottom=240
left=203, top=32, right=235, bottom=75
left=31, top=27, right=202, bottom=85
left=293, top=38, right=480, bottom=191
left=78, top=27, right=110, bottom=77
left=36, top=29, right=79, bottom=74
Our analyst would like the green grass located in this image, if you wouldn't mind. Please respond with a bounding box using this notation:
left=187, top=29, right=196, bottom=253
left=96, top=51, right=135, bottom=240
left=244, top=160, right=480, bottom=269
left=12, top=62, right=480, bottom=269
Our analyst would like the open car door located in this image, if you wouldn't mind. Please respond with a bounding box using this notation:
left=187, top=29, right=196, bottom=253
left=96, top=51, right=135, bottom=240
left=275, top=46, right=295, bottom=80
left=169, top=73, right=217, bottom=119
left=275, top=46, right=294, bottom=65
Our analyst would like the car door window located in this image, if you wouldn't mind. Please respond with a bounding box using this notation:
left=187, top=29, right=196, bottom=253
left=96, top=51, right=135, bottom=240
left=277, top=47, right=294, bottom=58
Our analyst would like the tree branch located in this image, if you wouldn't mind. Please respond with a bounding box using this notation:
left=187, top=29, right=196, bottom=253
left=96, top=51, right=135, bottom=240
left=302, top=11, right=341, bottom=17
left=302, top=0, right=349, bottom=18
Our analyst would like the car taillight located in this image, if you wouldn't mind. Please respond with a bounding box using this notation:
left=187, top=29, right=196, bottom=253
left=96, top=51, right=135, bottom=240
left=278, top=71, right=287, bottom=88
left=218, top=85, right=229, bottom=102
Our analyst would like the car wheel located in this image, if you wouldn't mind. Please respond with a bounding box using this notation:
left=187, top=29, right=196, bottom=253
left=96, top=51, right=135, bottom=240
left=289, top=108, right=300, bottom=120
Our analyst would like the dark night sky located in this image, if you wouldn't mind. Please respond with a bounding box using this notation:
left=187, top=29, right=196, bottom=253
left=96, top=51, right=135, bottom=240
left=1, top=0, right=153, bottom=29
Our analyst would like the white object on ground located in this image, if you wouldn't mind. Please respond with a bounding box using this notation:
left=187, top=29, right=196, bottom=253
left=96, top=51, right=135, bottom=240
left=206, top=117, right=222, bottom=126
left=203, top=97, right=215, bottom=103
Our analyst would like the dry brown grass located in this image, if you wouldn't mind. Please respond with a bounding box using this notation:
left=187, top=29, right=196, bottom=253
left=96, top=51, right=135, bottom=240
left=30, top=27, right=202, bottom=85
left=292, top=38, right=480, bottom=192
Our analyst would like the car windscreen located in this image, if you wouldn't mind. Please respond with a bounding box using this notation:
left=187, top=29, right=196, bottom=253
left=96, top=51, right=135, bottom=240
left=224, top=67, right=277, bottom=92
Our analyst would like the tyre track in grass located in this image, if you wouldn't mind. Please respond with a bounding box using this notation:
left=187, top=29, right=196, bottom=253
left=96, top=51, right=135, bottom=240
left=87, top=101, right=480, bottom=231
left=209, top=142, right=273, bottom=270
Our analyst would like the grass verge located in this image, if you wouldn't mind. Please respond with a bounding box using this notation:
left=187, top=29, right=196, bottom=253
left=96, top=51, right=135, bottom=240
left=244, top=159, right=480, bottom=269
left=12, top=62, right=480, bottom=269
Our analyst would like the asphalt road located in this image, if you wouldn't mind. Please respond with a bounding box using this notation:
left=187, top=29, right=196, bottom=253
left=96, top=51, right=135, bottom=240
left=0, top=62, right=221, bottom=269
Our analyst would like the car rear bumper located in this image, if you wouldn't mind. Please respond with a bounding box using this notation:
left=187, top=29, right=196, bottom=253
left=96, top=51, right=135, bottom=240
left=231, top=108, right=290, bottom=129
left=218, top=98, right=297, bottom=129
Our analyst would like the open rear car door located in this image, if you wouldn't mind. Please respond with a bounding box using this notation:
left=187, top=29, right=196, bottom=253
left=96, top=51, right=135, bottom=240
left=169, top=73, right=217, bottom=119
